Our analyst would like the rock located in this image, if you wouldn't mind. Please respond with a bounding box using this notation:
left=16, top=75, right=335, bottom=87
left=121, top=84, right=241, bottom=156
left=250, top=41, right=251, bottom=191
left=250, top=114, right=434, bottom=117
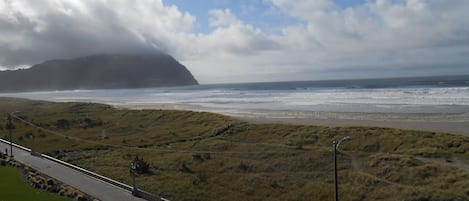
left=76, top=194, right=88, bottom=201
left=46, top=178, right=55, bottom=186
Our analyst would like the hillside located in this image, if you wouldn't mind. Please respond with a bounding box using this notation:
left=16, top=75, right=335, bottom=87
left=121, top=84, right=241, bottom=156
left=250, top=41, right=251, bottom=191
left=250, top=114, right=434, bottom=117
left=0, top=54, right=198, bottom=92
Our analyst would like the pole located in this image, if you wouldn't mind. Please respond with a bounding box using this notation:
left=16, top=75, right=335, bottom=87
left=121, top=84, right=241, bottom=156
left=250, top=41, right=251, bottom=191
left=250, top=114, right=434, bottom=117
left=132, top=169, right=136, bottom=190
left=8, top=114, right=13, bottom=157
left=130, top=161, right=137, bottom=195
left=333, top=140, right=338, bottom=201
left=30, top=133, right=35, bottom=156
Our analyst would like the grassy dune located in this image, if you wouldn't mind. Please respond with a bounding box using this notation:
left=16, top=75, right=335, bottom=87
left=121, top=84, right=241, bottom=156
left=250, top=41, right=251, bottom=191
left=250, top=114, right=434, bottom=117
left=0, top=98, right=468, bottom=201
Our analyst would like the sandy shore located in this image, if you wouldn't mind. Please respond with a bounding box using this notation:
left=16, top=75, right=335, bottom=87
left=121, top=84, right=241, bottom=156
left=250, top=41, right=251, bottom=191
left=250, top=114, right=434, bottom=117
left=229, top=111, right=469, bottom=135
left=114, top=103, right=469, bottom=135
left=238, top=116, right=469, bottom=135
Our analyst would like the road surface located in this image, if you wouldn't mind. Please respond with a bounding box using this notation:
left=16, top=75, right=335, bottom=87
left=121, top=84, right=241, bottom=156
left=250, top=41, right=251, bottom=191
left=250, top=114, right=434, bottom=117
left=0, top=140, right=147, bottom=201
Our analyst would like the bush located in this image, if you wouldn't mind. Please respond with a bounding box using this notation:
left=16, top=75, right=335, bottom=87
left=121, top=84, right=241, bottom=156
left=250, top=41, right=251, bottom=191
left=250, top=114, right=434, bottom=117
left=403, top=196, right=468, bottom=201
left=132, top=155, right=151, bottom=174
left=5, top=122, right=15, bottom=130
left=238, top=162, right=251, bottom=173
left=179, top=162, right=194, bottom=174
left=82, top=118, right=102, bottom=129
left=56, top=119, right=70, bottom=130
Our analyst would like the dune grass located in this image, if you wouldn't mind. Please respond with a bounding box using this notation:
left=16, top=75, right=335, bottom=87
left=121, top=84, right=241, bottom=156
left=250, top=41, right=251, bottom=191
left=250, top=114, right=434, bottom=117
left=0, top=97, right=468, bottom=201
left=0, top=166, right=69, bottom=201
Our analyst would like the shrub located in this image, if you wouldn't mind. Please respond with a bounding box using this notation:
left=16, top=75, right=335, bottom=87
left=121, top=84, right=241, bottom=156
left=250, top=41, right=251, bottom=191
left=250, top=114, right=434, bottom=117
left=56, top=119, right=70, bottom=130
left=132, top=155, right=151, bottom=174
left=5, top=122, right=15, bottom=130
left=403, top=196, right=467, bottom=201
left=82, top=118, right=102, bottom=129
left=238, top=162, right=251, bottom=172
left=179, top=162, right=194, bottom=174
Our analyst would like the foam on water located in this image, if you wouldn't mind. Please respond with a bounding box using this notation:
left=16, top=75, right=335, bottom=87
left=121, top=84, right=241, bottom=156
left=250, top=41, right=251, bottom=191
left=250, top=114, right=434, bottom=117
left=2, top=85, right=469, bottom=114
left=2, top=75, right=469, bottom=115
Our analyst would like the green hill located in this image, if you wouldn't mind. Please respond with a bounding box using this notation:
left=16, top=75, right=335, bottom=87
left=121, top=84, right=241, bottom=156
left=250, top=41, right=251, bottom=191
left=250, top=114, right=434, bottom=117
left=0, top=54, right=198, bottom=92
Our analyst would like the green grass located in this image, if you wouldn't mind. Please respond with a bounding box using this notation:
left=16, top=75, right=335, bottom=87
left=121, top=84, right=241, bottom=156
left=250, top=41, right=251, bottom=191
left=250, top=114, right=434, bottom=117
left=0, top=97, right=468, bottom=201
left=0, top=166, right=69, bottom=201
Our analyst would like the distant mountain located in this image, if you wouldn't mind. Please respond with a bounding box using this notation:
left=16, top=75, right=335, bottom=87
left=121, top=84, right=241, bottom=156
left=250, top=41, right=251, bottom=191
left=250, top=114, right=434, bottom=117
left=0, top=54, right=198, bottom=92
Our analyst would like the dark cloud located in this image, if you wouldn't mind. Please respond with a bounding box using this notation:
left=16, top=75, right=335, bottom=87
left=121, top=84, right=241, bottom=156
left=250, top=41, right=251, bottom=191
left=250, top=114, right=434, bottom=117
left=0, top=0, right=189, bottom=68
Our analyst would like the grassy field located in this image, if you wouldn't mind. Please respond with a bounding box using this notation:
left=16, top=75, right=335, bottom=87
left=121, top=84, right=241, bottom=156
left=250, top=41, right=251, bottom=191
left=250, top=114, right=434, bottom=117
left=0, top=166, right=69, bottom=201
left=0, top=97, right=468, bottom=201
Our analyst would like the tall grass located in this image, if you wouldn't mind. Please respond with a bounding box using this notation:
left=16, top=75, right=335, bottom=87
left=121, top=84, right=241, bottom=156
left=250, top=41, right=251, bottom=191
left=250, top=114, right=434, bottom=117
left=1, top=98, right=468, bottom=201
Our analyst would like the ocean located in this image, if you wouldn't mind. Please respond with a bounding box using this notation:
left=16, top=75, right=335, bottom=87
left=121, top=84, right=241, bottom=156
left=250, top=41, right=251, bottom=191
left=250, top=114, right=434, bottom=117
left=2, top=75, right=469, bottom=117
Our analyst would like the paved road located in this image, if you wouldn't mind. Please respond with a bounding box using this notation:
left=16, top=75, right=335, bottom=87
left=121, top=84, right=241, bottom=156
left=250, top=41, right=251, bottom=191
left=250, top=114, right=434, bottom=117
left=0, top=141, right=147, bottom=201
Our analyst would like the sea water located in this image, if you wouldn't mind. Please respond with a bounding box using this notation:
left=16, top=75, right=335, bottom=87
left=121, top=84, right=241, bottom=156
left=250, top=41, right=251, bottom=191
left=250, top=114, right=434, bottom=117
left=2, top=75, right=469, bottom=116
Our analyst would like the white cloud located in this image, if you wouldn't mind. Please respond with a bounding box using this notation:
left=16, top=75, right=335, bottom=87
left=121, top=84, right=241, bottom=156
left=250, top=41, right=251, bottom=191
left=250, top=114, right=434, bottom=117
left=0, top=0, right=469, bottom=83
left=269, top=0, right=336, bottom=21
left=209, top=9, right=240, bottom=27
left=260, top=0, right=469, bottom=79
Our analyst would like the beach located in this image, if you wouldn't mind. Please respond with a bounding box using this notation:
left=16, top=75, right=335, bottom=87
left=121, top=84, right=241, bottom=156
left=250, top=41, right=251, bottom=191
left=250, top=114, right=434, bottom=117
left=2, top=76, right=468, bottom=135
left=111, top=102, right=469, bottom=135
left=238, top=114, right=469, bottom=135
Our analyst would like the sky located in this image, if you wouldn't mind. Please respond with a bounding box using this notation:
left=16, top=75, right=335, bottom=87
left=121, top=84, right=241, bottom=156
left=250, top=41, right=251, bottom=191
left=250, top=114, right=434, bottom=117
left=0, top=0, right=469, bottom=84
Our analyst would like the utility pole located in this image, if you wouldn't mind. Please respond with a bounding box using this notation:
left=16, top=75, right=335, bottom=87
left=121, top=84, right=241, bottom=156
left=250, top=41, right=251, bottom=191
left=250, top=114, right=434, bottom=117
left=333, top=140, right=338, bottom=201
left=7, top=114, right=13, bottom=157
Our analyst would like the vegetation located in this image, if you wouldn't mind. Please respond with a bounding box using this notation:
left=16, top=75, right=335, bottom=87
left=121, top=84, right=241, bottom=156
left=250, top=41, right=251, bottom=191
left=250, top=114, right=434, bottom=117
left=0, top=97, right=468, bottom=201
left=132, top=155, right=151, bottom=175
left=0, top=166, right=70, bottom=201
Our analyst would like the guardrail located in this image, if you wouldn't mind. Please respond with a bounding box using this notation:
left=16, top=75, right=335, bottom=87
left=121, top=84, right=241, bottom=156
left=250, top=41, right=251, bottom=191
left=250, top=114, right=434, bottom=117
left=1, top=138, right=32, bottom=152
left=40, top=153, right=134, bottom=192
left=0, top=138, right=168, bottom=201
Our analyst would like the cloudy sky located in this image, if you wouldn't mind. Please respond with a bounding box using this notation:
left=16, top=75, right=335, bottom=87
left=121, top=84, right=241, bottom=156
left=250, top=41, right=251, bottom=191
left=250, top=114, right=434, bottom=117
left=1, top=0, right=468, bottom=83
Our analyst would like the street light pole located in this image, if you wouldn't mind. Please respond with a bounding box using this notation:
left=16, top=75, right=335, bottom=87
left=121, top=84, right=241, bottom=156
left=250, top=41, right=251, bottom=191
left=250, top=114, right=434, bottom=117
left=333, top=140, right=338, bottom=201
left=333, top=136, right=351, bottom=201
left=29, top=133, right=35, bottom=156
left=7, top=114, right=13, bottom=157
